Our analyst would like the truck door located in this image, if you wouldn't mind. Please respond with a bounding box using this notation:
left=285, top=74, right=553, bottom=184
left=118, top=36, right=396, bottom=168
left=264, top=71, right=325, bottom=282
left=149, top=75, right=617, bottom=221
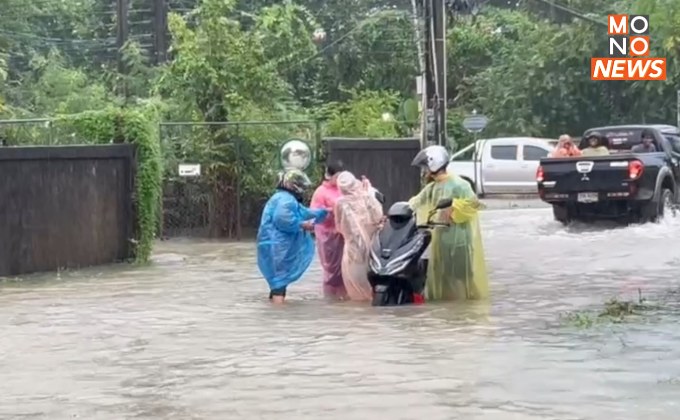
left=482, top=142, right=523, bottom=194
left=661, top=135, right=680, bottom=188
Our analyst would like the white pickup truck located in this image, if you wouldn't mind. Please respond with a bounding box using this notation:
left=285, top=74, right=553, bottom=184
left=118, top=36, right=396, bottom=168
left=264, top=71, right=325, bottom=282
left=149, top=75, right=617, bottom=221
left=447, top=137, right=556, bottom=196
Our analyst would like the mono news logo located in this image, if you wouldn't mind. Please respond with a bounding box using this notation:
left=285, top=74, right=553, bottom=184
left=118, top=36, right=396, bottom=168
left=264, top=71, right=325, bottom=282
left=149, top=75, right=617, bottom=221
left=590, top=14, right=666, bottom=81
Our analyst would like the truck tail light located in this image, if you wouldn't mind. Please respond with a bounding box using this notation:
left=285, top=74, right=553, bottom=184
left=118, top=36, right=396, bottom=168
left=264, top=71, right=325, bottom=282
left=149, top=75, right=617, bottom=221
left=536, top=165, right=545, bottom=182
left=628, top=160, right=644, bottom=180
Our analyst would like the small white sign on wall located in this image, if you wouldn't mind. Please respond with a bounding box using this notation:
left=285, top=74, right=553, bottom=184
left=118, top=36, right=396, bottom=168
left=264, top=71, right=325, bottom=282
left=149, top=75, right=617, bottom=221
left=178, top=163, right=201, bottom=177
left=416, top=76, right=423, bottom=95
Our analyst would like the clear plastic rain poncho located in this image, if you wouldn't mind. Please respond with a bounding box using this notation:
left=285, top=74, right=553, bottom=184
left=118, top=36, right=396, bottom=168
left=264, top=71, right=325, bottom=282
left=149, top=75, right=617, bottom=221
left=257, top=189, right=327, bottom=291
left=408, top=173, right=489, bottom=301
left=310, top=180, right=345, bottom=298
left=334, top=172, right=384, bottom=301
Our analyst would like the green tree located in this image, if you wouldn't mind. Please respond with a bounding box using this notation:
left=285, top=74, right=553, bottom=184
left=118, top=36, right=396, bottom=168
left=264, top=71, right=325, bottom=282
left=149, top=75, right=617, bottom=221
left=321, top=90, right=401, bottom=137
left=8, top=49, right=113, bottom=115
left=155, top=0, right=291, bottom=121
left=254, top=0, right=321, bottom=106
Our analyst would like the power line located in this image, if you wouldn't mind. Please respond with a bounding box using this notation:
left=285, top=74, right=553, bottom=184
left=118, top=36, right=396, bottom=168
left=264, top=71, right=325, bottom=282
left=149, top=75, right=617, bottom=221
left=1, top=7, right=152, bottom=16
left=1, top=4, right=420, bottom=71
left=0, top=29, right=116, bottom=45
left=291, top=9, right=418, bottom=67
left=529, top=0, right=607, bottom=27
left=0, top=29, right=151, bottom=45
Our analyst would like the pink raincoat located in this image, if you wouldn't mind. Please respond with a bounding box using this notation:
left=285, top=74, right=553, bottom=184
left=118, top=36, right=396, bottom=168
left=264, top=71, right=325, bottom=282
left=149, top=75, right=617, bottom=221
left=335, top=172, right=384, bottom=301
left=310, top=180, right=345, bottom=298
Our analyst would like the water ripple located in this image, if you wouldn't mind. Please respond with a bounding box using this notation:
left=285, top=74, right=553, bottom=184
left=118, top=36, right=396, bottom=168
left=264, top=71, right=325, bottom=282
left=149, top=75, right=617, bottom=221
left=2, top=208, right=680, bottom=419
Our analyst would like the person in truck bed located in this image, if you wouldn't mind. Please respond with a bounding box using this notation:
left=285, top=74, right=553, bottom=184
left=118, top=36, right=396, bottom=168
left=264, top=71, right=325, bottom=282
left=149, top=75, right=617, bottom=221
left=581, top=132, right=610, bottom=156
left=631, top=130, right=658, bottom=153
left=549, top=134, right=582, bottom=157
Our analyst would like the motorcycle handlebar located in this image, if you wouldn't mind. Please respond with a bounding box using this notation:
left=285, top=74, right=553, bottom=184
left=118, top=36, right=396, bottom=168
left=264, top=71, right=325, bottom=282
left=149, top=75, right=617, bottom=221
left=416, top=222, right=451, bottom=229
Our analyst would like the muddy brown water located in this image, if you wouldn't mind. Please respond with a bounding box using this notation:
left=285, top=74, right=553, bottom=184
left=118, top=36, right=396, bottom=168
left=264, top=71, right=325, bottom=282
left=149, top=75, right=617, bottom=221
left=2, top=208, right=680, bottom=419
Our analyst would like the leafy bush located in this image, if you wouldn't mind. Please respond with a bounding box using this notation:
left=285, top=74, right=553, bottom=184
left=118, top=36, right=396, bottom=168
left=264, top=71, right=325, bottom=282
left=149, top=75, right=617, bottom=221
left=58, top=107, right=162, bottom=262
left=320, top=90, right=401, bottom=137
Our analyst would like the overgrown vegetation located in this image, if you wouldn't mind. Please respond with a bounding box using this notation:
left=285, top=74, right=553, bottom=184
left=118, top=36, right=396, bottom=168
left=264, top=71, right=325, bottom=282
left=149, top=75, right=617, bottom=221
left=3, top=0, right=679, bottom=140
left=57, top=107, right=163, bottom=262
left=560, top=290, right=661, bottom=328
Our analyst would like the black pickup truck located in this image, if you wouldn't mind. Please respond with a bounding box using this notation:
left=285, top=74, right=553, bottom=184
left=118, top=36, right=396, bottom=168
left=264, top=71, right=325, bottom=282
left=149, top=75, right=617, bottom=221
left=537, top=124, right=680, bottom=224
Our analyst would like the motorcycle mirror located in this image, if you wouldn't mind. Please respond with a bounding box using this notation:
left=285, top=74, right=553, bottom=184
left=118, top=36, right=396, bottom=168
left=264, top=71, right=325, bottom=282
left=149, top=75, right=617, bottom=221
left=280, top=139, right=312, bottom=171
left=435, top=198, right=453, bottom=209
left=374, top=190, right=385, bottom=204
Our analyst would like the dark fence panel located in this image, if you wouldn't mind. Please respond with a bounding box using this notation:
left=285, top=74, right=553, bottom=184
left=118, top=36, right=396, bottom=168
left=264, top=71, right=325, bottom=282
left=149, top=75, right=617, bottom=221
left=0, top=145, right=136, bottom=277
left=324, top=138, right=421, bottom=209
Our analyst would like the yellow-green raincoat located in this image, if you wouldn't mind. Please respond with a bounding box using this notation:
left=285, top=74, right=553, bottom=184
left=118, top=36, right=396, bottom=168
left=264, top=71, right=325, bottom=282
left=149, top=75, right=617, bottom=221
left=408, top=173, right=489, bottom=301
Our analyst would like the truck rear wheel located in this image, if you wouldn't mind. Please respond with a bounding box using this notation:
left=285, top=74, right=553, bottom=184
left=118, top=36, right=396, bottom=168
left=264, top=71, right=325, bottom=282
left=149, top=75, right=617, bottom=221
left=552, top=204, right=570, bottom=225
left=638, top=188, right=673, bottom=223
left=659, top=188, right=674, bottom=219
left=638, top=199, right=657, bottom=223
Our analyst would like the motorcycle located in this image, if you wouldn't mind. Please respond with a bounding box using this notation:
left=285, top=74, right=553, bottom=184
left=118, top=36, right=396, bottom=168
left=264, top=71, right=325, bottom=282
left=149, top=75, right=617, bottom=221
left=368, top=197, right=452, bottom=306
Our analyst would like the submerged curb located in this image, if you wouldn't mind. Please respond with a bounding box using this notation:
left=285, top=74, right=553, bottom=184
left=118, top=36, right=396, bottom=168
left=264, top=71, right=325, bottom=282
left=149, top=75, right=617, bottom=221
left=480, top=196, right=549, bottom=211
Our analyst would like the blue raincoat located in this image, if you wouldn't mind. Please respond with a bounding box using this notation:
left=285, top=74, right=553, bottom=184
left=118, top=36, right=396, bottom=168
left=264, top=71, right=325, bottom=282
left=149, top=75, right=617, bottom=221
left=257, top=189, right=328, bottom=290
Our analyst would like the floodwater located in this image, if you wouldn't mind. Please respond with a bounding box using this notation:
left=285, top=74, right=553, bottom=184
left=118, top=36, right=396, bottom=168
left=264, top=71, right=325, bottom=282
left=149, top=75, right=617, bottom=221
left=2, top=208, right=680, bottom=420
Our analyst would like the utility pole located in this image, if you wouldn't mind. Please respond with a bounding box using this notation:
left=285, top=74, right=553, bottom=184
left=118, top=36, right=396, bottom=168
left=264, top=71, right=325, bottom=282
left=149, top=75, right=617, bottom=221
left=410, top=0, right=427, bottom=147
left=153, top=0, right=168, bottom=64
left=433, top=0, right=447, bottom=147
left=549, top=0, right=556, bottom=21
left=423, top=0, right=448, bottom=147
left=116, top=0, right=129, bottom=98
left=677, top=89, right=680, bottom=128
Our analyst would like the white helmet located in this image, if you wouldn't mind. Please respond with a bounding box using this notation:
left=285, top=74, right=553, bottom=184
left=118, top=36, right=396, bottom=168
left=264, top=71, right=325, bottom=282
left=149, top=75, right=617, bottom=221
left=411, top=145, right=450, bottom=173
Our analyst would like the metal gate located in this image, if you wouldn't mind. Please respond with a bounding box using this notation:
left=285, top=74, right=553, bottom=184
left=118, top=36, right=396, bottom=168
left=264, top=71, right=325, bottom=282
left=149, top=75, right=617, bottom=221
left=323, top=137, right=421, bottom=209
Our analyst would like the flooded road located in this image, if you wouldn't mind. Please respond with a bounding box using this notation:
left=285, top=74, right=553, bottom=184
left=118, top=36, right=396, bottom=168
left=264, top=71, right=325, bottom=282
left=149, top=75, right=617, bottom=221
left=2, top=207, right=680, bottom=420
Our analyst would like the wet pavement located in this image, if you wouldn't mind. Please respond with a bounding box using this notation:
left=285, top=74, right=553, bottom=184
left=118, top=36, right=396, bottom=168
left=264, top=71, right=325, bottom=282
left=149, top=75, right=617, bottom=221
left=2, top=207, right=680, bottom=420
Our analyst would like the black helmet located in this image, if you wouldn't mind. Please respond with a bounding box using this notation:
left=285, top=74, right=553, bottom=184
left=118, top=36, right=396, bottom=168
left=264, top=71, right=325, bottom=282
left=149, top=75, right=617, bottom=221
left=277, top=169, right=311, bottom=196
left=585, top=131, right=605, bottom=146
left=324, top=160, right=344, bottom=179
left=386, top=201, right=413, bottom=225
left=586, top=131, right=599, bottom=139
left=387, top=201, right=413, bottom=218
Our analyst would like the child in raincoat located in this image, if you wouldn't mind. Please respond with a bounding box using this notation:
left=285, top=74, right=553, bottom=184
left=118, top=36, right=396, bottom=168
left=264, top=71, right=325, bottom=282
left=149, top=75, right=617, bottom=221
left=257, top=169, right=328, bottom=304
left=409, top=145, right=489, bottom=301
left=334, top=172, right=384, bottom=301
left=310, top=160, right=346, bottom=299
